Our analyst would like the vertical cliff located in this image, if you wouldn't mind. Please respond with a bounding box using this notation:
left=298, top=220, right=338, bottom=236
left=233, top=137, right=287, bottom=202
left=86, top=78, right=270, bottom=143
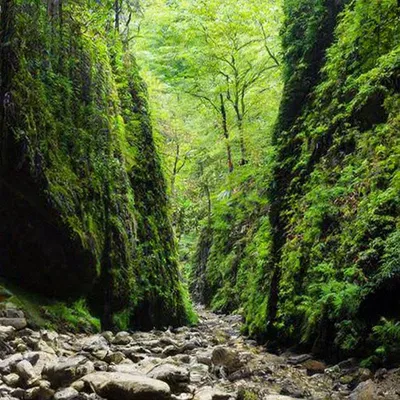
left=0, top=0, right=188, bottom=330
left=192, top=0, right=400, bottom=362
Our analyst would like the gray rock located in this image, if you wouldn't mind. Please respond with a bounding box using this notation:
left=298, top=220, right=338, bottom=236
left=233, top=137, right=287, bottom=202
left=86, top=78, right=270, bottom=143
left=287, top=354, right=312, bottom=365
left=81, top=336, right=109, bottom=352
left=54, top=387, right=80, bottom=400
left=193, top=386, right=233, bottom=400
left=24, top=382, right=54, bottom=400
left=16, top=360, right=39, bottom=386
left=2, top=373, right=20, bottom=387
left=76, top=371, right=171, bottom=400
left=0, top=318, right=27, bottom=330
left=100, top=331, right=114, bottom=343
left=162, top=345, right=181, bottom=357
left=24, top=351, right=58, bottom=376
left=148, top=363, right=189, bottom=392
left=0, top=326, right=16, bottom=341
left=211, top=346, right=242, bottom=373
left=44, top=355, right=95, bottom=387
left=349, top=380, right=377, bottom=400
left=112, top=332, right=131, bottom=345
left=105, top=351, right=125, bottom=364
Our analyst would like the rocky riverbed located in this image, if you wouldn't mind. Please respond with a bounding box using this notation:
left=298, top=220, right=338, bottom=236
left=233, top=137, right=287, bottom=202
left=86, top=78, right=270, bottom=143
left=0, top=305, right=399, bottom=400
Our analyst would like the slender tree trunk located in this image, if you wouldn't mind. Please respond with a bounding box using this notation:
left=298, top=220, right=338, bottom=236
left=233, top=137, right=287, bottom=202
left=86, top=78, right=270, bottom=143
left=0, top=0, right=15, bottom=171
left=237, top=118, right=247, bottom=165
left=199, top=162, right=212, bottom=226
left=220, top=94, right=234, bottom=173
left=233, top=97, right=248, bottom=165
left=171, top=143, right=180, bottom=196
left=114, top=0, right=120, bottom=32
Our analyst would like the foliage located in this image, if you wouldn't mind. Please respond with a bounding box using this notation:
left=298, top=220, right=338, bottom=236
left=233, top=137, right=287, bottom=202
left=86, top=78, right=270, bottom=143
left=0, top=0, right=189, bottom=331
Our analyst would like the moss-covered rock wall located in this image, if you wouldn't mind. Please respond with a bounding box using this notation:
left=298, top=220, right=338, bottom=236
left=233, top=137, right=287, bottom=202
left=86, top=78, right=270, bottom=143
left=0, top=0, right=188, bottom=330
left=193, top=0, right=400, bottom=363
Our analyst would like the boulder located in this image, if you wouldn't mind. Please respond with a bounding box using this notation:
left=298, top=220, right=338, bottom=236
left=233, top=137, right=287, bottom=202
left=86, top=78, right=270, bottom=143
left=112, top=332, right=131, bottom=345
left=0, top=354, right=23, bottom=374
left=0, top=318, right=27, bottom=330
left=211, top=346, right=242, bottom=373
left=75, top=371, right=171, bottom=400
left=105, top=351, right=125, bottom=364
left=349, top=380, right=377, bottom=400
left=16, top=360, right=39, bottom=386
left=44, top=355, right=94, bottom=387
left=148, top=363, right=189, bottom=392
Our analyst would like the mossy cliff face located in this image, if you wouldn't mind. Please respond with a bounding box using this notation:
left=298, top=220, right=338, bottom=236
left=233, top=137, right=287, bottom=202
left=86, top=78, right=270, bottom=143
left=0, top=0, right=187, bottom=330
left=193, top=0, right=400, bottom=362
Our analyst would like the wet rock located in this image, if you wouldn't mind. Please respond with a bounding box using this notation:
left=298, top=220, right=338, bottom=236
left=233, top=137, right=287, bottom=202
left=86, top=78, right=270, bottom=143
left=76, top=371, right=171, bottom=400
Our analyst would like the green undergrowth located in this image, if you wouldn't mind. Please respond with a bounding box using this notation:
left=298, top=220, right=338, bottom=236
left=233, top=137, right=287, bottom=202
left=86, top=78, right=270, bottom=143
left=0, top=281, right=100, bottom=333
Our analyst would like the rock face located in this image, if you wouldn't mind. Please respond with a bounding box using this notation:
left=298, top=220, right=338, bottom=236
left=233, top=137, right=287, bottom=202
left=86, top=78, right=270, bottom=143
left=191, top=0, right=400, bottom=361
left=0, top=0, right=187, bottom=330
left=0, top=306, right=399, bottom=400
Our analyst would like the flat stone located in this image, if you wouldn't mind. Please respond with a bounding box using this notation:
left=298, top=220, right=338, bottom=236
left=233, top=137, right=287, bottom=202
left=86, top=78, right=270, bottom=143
left=76, top=371, right=171, bottom=400
left=193, top=386, right=233, bottom=400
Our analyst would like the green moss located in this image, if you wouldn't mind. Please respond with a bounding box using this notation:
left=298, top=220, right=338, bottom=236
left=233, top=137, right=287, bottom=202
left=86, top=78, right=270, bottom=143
left=0, top=0, right=189, bottom=331
left=192, top=0, right=400, bottom=359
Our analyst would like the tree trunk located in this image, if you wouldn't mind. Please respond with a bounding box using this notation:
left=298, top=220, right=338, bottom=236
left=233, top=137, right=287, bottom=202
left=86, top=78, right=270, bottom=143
left=114, top=0, right=121, bottom=32
left=237, top=118, right=248, bottom=165
left=220, top=94, right=234, bottom=173
left=0, top=0, right=16, bottom=171
left=171, top=143, right=180, bottom=196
